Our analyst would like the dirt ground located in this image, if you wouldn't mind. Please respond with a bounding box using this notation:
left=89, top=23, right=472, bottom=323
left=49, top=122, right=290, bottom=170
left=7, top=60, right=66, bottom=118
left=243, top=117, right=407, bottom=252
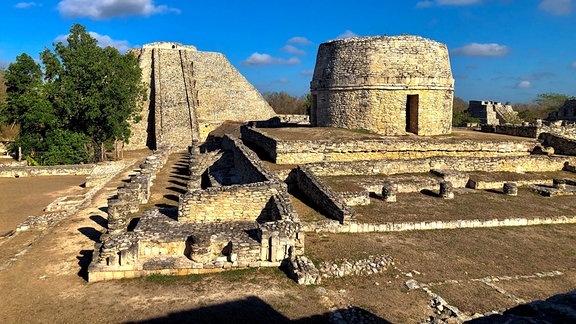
left=0, top=175, right=87, bottom=235
left=1, top=150, right=575, bottom=323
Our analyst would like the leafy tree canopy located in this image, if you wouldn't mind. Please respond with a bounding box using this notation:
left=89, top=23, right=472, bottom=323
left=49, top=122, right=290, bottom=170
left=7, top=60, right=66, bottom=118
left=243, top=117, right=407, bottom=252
left=4, top=24, right=146, bottom=165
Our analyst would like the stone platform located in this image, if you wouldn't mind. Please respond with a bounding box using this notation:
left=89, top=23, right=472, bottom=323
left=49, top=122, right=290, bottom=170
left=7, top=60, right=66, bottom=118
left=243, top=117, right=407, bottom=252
left=242, top=126, right=541, bottom=164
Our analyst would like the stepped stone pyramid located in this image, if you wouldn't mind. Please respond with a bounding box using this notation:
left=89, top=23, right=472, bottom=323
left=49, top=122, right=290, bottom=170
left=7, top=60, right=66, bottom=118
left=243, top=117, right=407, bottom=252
left=127, top=42, right=276, bottom=149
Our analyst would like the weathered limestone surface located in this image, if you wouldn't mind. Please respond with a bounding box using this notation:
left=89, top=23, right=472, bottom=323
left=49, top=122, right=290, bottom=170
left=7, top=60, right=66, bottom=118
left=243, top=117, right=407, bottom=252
left=295, top=166, right=355, bottom=224
left=0, top=164, right=94, bottom=178
left=241, top=126, right=537, bottom=164
left=127, top=42, right=276, bottom=150
left=306, top=155, right=576, bottom=177
left=539, top=132, right=576, bottom=156
left=310, top=35, right=454, bottom=136
left=468, top=100, right=519, bottom=125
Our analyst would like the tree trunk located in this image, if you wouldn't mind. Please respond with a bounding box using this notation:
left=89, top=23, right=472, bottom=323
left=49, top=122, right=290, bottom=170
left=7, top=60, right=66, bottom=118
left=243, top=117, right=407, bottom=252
left=100, top=142, right=106, bottom=162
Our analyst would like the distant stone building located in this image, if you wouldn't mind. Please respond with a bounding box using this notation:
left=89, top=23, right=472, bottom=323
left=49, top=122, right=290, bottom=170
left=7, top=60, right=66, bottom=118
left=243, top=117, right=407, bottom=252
left=127, top=42, right=276, bottom=150
left=548, top=99, right=576, bottom=122
left=467, top=100, right=520, bottom=125
left=310, top=35, right=454, bottom=136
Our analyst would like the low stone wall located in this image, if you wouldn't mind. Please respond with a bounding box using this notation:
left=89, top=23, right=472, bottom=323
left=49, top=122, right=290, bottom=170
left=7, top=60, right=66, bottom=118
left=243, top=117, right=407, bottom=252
left=340, top=191, right=371, bottom=206
left=539, top=133, right=576, bottom=156
left=306, top=155, right=576, bottom=177
left=241, top=126, right=536, bottom=164
left=107, top=152, right=169, bottom=233
left=178, top=182, right=282, bottom=222
left=482, top=121, right=576, bottom=140
left=481, top=124, right=540, bottom=138
left=222, top=134, right=277, bottom=183
left=295, top=166, right=355, bottom=223
left=302, top=215, right=576, bottom=233
left=17, top=160, right=137, bottom=231
left=0, top=164, right=94, bottom=178
left=240, top=126, right=278, bottom=162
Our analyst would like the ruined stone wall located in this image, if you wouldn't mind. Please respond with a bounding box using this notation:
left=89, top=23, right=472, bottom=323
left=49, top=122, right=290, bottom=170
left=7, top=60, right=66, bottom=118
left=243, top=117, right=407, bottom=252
left=539, top=133, right=576, bottom=156
left=179, top=135, right=285, bottom=223
left=241, top=126, right=536, bottom=164
left=178, top=182, right=281, bottom=223
left=221, top=135, right=276, bottom=183
left=310, top=35, right=454, bottom=136
left=0, top=164, right=94, bottom=178
left=482, top=121, right=576, bottom=140
left=468, top=101, right=519, bottom=125
left=305, top=155, right=576, bottom=177
left=295, top=166, right=355, bottom=223
left=126, top=42, right=275, bottom=150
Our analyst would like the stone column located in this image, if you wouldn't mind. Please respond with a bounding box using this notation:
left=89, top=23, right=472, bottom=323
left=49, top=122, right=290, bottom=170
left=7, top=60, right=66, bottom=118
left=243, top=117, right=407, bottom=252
left=382, top=182, right=398, bottom=202
left=439, top=181, right=454, bottom=199
left=503, top=182, right=518, bottom=196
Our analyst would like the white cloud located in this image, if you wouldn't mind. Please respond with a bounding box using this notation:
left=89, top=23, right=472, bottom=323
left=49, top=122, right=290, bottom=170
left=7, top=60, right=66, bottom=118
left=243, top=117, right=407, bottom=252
left=14, top=2, right=41, bottom=9
left=571, top=61, right=576, bottom=68
left=301, top=69, right=314, bottom=76
left=281, top=45, right=306, bottom=56
left=241, top=53, right=301, bottom=66
left=451, top=43, right=511, bottom=57
left=288, top=37, right=312, bottom=46
left=336, top=30, right=358, bottom=39
left=417, top=0, right=483, bottom=7
left=55, top=32, right=131, bottom=53
left=57, top=0, right=180, bottom=19
left=437, top=0, right=483, bottom=4
left=517, top=81, right=532, bottom=88
left=416, top=1, right=434, bottom=8
left=539, top=0, right=572, bottom=16
left=273, top=77, right=289, bottom=84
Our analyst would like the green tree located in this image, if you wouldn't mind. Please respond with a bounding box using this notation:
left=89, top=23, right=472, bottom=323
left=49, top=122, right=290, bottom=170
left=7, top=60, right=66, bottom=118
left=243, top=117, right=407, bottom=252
left=263, top=91, right=308, bottom=115
left=4, top=24, right=145, bottom=165
left=451, top=97, right=478, bottom=126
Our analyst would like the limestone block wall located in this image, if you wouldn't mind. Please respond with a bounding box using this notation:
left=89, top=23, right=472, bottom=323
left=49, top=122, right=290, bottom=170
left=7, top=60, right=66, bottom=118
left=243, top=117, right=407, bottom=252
left=221, top=135, right=276, bottom=183
left=539, top=133, right=576, bottom=156
left=0, top=164, right=94, bottom=178
left=241, top=126, right=536, bottom=164
left=127, top=42, right=276, bottom=150
left=482, top=121, right=576, bottom=140
left=295, top=166, right=355, bottom=223
left=178, top=182, right=281, bottom=223
left=310, top=35, right=454, bottom=136
left=305, top=155, right=576, bottom=177
left=187, top=51, right=276, bottom=139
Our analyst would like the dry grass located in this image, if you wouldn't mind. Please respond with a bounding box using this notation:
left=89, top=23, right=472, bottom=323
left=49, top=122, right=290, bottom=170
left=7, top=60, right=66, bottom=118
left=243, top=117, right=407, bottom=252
left=469, top=170, right=575, bottom=182
left=305, top=225, right=576, bottom=315
left=353, top=188, right=576, bottom=223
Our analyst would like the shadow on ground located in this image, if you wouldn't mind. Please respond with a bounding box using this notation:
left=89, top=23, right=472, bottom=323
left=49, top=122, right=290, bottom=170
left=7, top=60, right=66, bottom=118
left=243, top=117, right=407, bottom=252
left=126, top=296, right=390, bottom=323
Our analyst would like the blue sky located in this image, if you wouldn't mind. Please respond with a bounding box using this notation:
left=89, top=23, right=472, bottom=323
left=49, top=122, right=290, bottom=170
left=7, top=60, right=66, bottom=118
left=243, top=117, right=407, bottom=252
left=0, top=0, right=575, bottom=103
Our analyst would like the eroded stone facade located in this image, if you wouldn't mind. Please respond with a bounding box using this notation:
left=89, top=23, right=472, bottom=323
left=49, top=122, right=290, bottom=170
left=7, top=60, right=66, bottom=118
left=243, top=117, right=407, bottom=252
left=468, top=100, right=520, bottom=125
left=127, top=42, right=276, bottom=150
left=310, top=35, right=454, bottom=136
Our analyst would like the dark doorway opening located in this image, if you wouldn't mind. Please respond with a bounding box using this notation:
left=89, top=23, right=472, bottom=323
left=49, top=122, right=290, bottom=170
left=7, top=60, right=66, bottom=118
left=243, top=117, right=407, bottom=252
left=406, top=95, right=419, bottom=134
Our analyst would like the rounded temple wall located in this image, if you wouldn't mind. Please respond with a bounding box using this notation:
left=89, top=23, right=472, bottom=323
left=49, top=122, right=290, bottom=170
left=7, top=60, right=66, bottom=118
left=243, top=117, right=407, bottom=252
left=310, top=35, right=454, bottom=136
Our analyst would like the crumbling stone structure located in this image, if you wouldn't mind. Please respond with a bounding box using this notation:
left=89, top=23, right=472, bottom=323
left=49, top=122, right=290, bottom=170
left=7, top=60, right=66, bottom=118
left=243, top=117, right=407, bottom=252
left=467, top=100, right=520, bottom=125
left=89, top=136, right=305, bottom=281
left=310, top=35, right=454, bottom=136
left=127, top=42, right=276, bottom=150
